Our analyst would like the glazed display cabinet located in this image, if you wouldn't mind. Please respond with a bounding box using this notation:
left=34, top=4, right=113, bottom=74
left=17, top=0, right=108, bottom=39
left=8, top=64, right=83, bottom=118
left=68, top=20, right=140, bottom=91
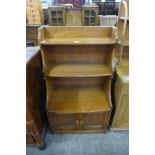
left=48, top=6, right=66, bottom=26
left=82, top=5, right=99, bottom=26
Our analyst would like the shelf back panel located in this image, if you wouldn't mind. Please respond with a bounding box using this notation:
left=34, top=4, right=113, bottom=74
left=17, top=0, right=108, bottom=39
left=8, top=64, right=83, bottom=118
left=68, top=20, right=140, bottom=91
left=42, top=45, right=113, bottom=64
left=39, top=26, right=117, bottom=45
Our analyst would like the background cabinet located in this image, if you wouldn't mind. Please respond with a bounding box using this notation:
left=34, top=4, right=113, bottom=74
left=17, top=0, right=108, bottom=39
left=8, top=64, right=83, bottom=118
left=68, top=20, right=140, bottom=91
left=82, top=5, right=99, bottom=26
left=26, top=0, right=44, bottom=25
left=48, top=6, right=66, bottom=26
left=26, top=47, right=47, bottom=148
left=111, top=66, right=129, bottom=130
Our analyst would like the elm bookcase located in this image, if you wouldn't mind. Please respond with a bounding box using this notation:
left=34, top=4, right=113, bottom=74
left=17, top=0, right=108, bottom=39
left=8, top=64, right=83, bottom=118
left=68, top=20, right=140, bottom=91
left=39, top=26, right=117, bottom=133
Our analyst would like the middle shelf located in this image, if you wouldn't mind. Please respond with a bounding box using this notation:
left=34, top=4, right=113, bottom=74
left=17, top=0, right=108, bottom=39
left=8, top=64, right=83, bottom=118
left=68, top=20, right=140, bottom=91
left=45, top=64, right=112, bottom=77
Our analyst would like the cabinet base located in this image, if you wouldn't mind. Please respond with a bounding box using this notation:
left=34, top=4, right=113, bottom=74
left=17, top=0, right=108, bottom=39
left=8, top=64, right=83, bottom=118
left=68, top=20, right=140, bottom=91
left=50, top=129, right=107, bottom=134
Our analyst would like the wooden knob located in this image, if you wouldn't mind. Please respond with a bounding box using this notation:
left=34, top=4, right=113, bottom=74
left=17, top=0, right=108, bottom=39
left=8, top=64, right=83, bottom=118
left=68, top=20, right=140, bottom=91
left=75, top=120, right=79, bottom=125
left=80, top=120, right=84, bottom=125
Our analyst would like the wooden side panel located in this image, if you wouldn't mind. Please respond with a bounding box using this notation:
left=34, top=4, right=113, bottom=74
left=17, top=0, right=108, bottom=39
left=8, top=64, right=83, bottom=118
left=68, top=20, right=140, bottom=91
left=26, top=49, right=46, bottom=147
left=26, top=54, right=44, bottom=135
left=111, top=76, right=129, bottom=130
left=112, top=95, right=129, bottom=129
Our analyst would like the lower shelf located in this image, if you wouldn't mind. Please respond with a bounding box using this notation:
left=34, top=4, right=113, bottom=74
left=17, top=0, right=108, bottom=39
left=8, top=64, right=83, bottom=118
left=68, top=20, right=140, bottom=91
left=47, top=87, right=111, bottom=113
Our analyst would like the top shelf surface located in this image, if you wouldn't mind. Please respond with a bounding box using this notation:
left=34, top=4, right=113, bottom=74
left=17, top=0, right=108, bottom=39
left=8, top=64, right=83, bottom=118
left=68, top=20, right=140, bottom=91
left=39, top=26, right=117, bottom=45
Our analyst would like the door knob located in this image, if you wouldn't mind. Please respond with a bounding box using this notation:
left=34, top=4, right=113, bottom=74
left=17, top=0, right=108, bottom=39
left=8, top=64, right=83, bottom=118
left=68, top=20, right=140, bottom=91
left=75, top=120, right=80, bottom=125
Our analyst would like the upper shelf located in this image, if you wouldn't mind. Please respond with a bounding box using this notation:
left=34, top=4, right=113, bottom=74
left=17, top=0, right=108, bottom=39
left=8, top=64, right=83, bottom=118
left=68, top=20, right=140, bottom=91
left=39, top=26, right=118, bottom=45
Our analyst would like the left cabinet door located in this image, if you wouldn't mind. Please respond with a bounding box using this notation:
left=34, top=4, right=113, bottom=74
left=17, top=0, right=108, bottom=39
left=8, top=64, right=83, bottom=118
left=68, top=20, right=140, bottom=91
left=48, top=113, right=79, bottom=133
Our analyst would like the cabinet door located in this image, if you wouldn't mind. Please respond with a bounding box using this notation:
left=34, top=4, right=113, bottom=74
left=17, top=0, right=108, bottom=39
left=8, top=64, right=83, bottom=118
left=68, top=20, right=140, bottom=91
left=48, top=113, right=79, bottom=132
left=116, top=95, right=129, bottom=129
left=79, top=112, right=110, bottom=131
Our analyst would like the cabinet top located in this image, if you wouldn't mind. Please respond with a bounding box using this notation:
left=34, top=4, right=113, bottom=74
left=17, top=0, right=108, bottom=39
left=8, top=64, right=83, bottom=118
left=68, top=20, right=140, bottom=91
left=38, top=26, right=118, bottom=45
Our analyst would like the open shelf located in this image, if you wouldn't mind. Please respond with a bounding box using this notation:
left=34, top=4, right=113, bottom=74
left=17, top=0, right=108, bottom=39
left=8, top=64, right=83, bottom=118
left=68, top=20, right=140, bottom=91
left=47, top=87, right=110, bottom=113
left=39, top=26, right=117, bottom=45
left=45, top=77, right=111, bottom=113
left=45, top=64, right=112, bottom=77
left=41, top=44, right=113, bottom=77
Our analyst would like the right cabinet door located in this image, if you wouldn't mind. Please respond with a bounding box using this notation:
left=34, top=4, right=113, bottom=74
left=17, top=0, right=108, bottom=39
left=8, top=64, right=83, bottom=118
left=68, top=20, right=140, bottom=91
left=79, top=112, right=110, bottom=131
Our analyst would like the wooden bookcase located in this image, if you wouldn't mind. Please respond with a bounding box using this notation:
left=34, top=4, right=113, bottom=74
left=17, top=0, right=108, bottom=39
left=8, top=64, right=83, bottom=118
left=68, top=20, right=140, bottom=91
left=26, top=0, right=44, bottom=25
left=48, top=6, right=66, bottom=26
left=39, top=26, right=117, bottom=133
left=82, top=5, right=99, bottom=26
